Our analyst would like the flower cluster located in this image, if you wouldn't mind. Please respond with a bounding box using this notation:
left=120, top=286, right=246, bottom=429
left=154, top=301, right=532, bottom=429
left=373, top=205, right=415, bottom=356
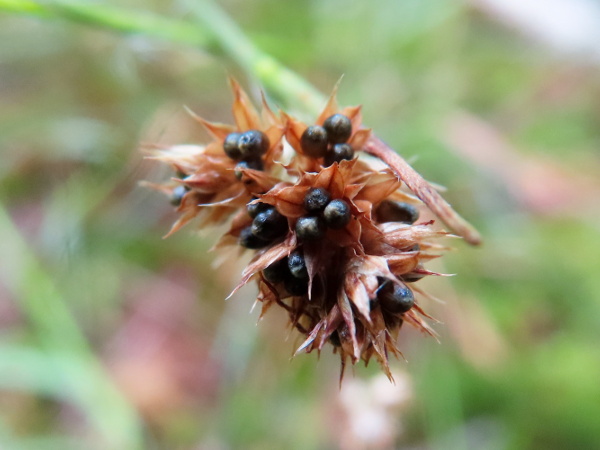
left=147, top=80, right=451, bottom=380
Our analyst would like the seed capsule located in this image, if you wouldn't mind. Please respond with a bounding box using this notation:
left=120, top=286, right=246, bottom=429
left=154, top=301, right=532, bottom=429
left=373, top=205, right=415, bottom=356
left=263, top=257, right=289, bottom=284
left=304, top=187, right=331, bottom=213
left=238, top=130, right=270, bottom=158
left=288, top=250, right=308, bottom=279
left=295, top=216, right=326, bottom=241
left=300, top=125, right=328, bottom=158
left=377, top=281, right=415, bottom=314
left=170, top=185, right=189, bottom=207
left=247, top=200, right=271, bottom=219
left=239, top=226, right=269, bottom=249
left=234, top=159, right=264, bottom=179
left=284, top=276, right=308, bottom=296
left=251, top=207, right=288, bottom=240
left=375, top=200, right=419, bottom=224
left=323, top=199, right=351, bottom=229
left=323, top=114, right=352, bottom=144
left=324, top=143, right=354, bottom=167
left=223, top=132, right=242, bottom=160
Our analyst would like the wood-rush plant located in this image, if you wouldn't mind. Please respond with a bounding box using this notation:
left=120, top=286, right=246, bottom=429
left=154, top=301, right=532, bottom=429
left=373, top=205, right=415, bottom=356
left=146, top=80, right=481, bottom=382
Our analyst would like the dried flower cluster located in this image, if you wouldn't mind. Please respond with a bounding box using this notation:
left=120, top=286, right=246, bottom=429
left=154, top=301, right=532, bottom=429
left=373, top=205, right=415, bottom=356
left=146, top=80, right=460, bottom=381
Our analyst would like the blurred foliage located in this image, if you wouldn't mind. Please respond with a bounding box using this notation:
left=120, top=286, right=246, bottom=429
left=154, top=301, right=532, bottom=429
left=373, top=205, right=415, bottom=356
left=1, top=0, right=599, bottom=449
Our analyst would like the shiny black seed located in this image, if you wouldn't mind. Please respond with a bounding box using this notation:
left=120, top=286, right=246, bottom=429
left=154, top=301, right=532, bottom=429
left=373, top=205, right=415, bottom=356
left=300, top=125, right=328, bottom=158
left=323, top=199, right=351, bottom=229
left=234, top=159, right=264, bottom=179
left=375, top=200, right=419, bottom=224
left=377, top=281, right=414, bottom=314
left=223, top=132, right=242, bottom=160
left=288, top=250, right=308, bottom=279
left=329, top=331, right=341, bottom=347
left=170, top=185, right=189, bottom=206
left=324, top=143, right=355, bottom=167
left=238, top=130, right=270, bottom=158
left=323, top=114, right=352, bottom=144
left=295, top=216, right=326, bottom=241
left=251, top=207, right=288, bottom=240
left=247, top=201, right=271, bottom=218
left=263, top=257, right=289, bottom=284
left=284, top=276, right=308, bottom=296
left=304, top=187, right=331, bottom=213
left=239, top=226, right=269, bottom=249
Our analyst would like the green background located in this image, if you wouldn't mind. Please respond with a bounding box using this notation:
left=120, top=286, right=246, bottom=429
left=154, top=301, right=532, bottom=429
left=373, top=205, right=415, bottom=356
left=1, top=1, right=599, bottom=449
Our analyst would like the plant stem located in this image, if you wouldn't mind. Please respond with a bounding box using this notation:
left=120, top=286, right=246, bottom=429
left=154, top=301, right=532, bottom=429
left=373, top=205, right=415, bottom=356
left=0, top=0, right=219, bottom=51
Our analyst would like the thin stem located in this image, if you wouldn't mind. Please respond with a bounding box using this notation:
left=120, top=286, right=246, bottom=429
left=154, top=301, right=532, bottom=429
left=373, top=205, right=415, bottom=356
left=0, top=0, right=219, bottom=51
left=364, top=137, right=482, bottom=245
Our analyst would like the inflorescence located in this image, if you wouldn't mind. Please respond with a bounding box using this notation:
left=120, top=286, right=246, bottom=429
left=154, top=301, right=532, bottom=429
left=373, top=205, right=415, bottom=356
left=146, top=80, right=452, bottom=380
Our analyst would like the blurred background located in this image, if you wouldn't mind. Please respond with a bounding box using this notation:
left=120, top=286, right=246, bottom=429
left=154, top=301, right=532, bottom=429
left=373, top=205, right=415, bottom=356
left=1, top=0, right=600, bottom=449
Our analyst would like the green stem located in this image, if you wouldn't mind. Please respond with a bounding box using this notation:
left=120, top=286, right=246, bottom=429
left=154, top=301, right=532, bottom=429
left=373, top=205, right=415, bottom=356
left=186, top=0, right=326, bottom=114
left=0, top=0, right=219, bottom=52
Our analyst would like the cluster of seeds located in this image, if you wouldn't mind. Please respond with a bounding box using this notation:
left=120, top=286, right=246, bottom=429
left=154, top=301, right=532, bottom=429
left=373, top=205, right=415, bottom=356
left=240, top=201, right=288, bottom=249
left=148, top=81, right=452, bottom=380
left=223, top=129, right=269, bottom=178
left=301, top=114, right=355, bottom=166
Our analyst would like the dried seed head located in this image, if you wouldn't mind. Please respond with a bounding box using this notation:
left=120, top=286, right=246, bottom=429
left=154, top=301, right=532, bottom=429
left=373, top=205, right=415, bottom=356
left=146, top=79, right=474, bottom=381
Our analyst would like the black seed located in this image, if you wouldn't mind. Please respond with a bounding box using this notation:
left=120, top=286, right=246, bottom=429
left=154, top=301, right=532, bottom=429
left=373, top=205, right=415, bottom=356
left=304, top=187, right=331, bottom=213
left=377, top=280, right=414, bottom=314
left=170, top=185, right=189, bottom=206
left=284, top=276, right=308, bottom=296
left=323, top=199, right=351, bottom=229
left=251, top=207, right=288, bottom=240
left=239, top=226, right=270, bottom=249
left=288, top=250, right=308, bottom=279
left=263, top=257, right=289, bottom=284
left=223, top=132, right=242, bottom=160
left=329, top=331, right=341, bottom=347
left=324, top=143, right=355, bottom=167
left=375, top=200, right=419, bottom=224
left=238, top=130, right=270, bottom=158
left=247, top=201, right=271, bottom=218
left=300, top=125, right=328, bottom=158
left=323, top=114, right=352, bottom=144
left=234, top=159, right=264, bottom=179
left=295, top=216, right=326, bottom=241
left=402, top=265, right=425, bottom=283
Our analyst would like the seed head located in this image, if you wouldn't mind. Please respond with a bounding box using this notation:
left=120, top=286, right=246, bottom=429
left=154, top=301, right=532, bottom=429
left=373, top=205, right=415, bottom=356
left=145, top=79, right=474, bottom=382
